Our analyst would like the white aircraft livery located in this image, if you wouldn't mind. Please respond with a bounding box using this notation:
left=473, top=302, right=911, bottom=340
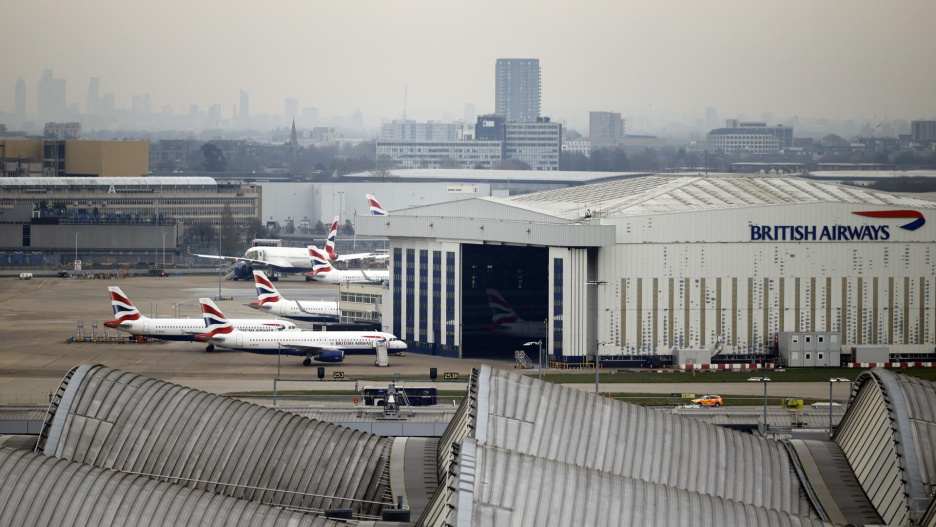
left=104, top=286, right=297, bottom=351
left=197, top=298, right=406, bottom=365
left=305, top=246, right=389, bottom=284
left=366, top=194, right=388, bottom=216
left=324, top=215, right=388, bottom=263
left=249, top=270, right=339, bottom=323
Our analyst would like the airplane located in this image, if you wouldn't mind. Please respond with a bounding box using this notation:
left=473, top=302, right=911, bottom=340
left=104, top=286, right=298, bottom=352
left=196, top=298, right=407, bottom=366
left=366, top=194, right=388, bottom=216
left=248, top=270, right=339, bottom=323
left=193, top=244, right=318, bottom=281
left=304, top=246, right=390, bottom=284
left=483, top=288, right=548, bottom=338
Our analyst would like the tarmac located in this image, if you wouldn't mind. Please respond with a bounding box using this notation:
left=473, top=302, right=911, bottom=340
left=0, top=274, right=854, bottom=402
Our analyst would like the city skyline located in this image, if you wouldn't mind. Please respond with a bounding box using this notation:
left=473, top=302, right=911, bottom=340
left=2, top=0, right=935, bottom=131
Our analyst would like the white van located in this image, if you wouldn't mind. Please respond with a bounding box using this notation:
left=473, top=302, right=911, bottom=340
left=19, top=273, right=33, bottom=280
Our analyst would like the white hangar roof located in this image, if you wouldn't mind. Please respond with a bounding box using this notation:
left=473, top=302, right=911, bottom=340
left=497, top=175, right=936, bottom=221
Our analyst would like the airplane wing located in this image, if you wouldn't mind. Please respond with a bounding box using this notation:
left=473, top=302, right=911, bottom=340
left=333, top=252, right=390, bottom=262
left=193, top=253, right=268, bottom=266
left=288, top=343, right=339, bottom=355
left=193, top=253, right=294, bottom=270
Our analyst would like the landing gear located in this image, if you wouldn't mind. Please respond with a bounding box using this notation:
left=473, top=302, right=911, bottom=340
left=205, top=344, right=215, bottom=352
left=303, top=358, right=312, bottom=367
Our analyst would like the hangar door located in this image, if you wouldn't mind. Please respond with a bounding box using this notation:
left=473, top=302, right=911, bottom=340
left=461, top=244, right=548, bottom=360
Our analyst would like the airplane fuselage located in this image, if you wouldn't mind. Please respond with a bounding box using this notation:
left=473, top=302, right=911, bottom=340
left=307, top=269, right=389, bottom=285
left=107, top=317, right=297, bottom=341
left=205, top=330, right=405, bottom=356
left=251, top=300, right=339, bottom=323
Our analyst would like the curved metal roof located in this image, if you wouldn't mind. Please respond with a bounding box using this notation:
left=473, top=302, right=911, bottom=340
left=497, top=175, right=936, bottom=220
left=0, top=447, right=346, bottom=526
left=343, top=168, right=650, bottom=184
left=432, top=365, right=816, bottom=520
left=437, top=439, right=832, bottom=527
left=38, top=364, right=393, bottom=519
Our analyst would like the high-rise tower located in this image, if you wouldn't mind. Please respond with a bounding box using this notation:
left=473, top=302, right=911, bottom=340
left=15, top=77, right=26, bottom=120
left=495, top=59, right=541, bottom=122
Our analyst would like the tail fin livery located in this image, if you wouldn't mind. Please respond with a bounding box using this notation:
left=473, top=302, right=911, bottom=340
left=104, top=286, right=142, bottom=328
left=252, top=271, right=281, bottom=306
left=325, top=216, right=339, bottom=259
left=307, top=246, right=333, bottom=275
left=366, top=194, right=387, bottom=216
left=197, top=298, right=235, bottom=341
left=484, top=288, right=519, bottom=329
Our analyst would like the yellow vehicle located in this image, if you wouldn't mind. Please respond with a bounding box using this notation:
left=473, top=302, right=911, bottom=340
left=691, top=395, right=723, bottom=407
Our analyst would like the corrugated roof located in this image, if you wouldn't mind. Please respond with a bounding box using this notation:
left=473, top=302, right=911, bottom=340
left=465, top=366, right=816, bottom=517
left=42, top=364, right=393, bottom=518
left=0, top=177, right=217, bottom=186
left=896, top=374, right=936, bottom=496
left=494, top=175, right=936, bottom=220
left=0, top=448, right=345, bottom=527
left=444, top=439, right=833, bottom=527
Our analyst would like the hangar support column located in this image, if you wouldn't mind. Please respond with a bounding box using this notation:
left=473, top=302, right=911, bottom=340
left=549, top=247, right=590, bottom=363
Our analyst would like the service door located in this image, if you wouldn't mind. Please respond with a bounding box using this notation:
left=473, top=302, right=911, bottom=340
left=236, top=334, right=244, bottom=348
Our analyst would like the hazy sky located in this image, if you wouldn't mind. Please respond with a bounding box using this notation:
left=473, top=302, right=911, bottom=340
left=4, top=0, right=935, bottom=128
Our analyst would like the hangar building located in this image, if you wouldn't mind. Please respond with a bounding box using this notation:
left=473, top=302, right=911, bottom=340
left=357, top=175, right=936, bottom=364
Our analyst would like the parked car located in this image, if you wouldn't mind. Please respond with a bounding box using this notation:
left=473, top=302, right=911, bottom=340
left=57, top=270, right=69, bottom=278
left=691, top=395, right=723, bottom=407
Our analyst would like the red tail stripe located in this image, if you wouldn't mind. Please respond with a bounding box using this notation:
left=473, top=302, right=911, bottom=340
left=201, top=304, right=226, bottom=319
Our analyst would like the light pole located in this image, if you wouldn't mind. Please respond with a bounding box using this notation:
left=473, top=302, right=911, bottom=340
left=585, top=280, right=607, bottom=396
left=524, top=340, right=544, bottom=380
left=748, top=376, right=771, bottom=435
left=829, top=377, right=850, bottom=439
left=162, top=232, right=166, bottom=269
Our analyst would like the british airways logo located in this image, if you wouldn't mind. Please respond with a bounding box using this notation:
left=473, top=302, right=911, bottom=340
left=750, top=210, right=924, bottom=241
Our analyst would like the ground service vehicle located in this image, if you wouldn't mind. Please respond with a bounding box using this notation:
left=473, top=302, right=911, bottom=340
left=362, top=386, right=437, bottom=406
left=691, top=395, right=723, bottom=407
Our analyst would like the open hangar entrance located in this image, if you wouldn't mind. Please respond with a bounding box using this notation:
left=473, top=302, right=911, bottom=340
left=460, top=244, right=549, bottom=360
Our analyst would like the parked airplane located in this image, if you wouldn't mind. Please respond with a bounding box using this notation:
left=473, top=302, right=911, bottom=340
left=196, top=298, right=406, bottom=365
left=248, top=270, right=339, bottom=322
left=366, top=194, right=388, bottom=216
left=304, top=246, right=389, bottom=284
left=104, top=286, right=297, bottom=351
left=323, top=216, right=388, bottom=262
left=484, top=288, right=548, bottom=338
left=194, top=244, right=317, bottom=281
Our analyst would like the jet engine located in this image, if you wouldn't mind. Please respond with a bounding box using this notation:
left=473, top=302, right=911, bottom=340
left=232, top=261, right=253, bottom=280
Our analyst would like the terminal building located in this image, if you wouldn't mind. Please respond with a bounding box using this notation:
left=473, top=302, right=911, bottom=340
left=358, top=175, right=936, bottom=364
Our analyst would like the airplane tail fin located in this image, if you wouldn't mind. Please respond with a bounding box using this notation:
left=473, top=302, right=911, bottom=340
left=366, top=194, right=388, bottom=216
left=197, top=298, right=236, bottom=341
left=252, top=270, right=281, bottom=307
left=325, top=216, right=339, bottom=259
left=484, top=288, right=519, bottom=330
left=306, top=245, right=333, bottom=275
left=105, top=286, right=143, bottom=328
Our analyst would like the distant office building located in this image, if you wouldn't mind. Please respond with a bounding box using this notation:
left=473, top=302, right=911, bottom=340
left=495, top=58, right=541, bottom=122
left=132, top=96, right=143, bottom=115
left=504, top=118, right=561, bottom=171
left=189, top=105, right=199, bottom=117
left=589, top=111, right=625, bottom=146
left=616, top=135, right=666, bottom=151
left=142, top=94, right=151, bottom=115
left=86, top=77, right=99, bottom=115
left=43, top=122, right=81, bottom=140
left=911, top=120, right=936, bottom=142
left=0, top=139, right=147, bottom=177
left=352, top=109, right=364, bottom=129
left=475, top=114, right=506, bottom=141
left=376, top=140, right=503, bottom=170
left=15, top=77, right=26, bottom=120
left=284, top=98, right=298, bottom=124
left=707, top=128, right=780, bottom=155
left=716, top=120, right=793, bottom=150
left=705, top=107, right=717, bottom=131
left=208, top=104, right=221, bottom=120
left=761, top=112, right=773, bottom=124
left=464, top=103, right=476, bottom=126
left=239, top=90, right=249, bottom=120
left=380, top=120, right=463, bottom=142
left=38, top=69, right=66, bottom=122
left=562, top=140, right=590, bottom=157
